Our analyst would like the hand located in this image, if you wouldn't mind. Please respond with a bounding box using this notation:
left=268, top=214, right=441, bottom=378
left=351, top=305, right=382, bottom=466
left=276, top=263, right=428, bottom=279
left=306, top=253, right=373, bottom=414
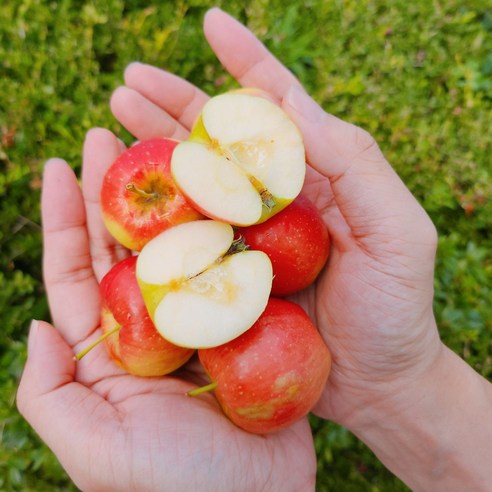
left=16, top=133, right=316, bottom=490
left=17, top=7, right=447, bottom=491
left=110, top=8, right=443, bottom=431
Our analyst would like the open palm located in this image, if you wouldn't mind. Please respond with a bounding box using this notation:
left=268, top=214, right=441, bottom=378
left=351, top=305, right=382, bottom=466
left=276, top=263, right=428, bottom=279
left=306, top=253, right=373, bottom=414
left=17, top=125, right=316, bottom=492
left=18, top=8, right=445, bottom=491
left=110, top=9, right=442, bottom=430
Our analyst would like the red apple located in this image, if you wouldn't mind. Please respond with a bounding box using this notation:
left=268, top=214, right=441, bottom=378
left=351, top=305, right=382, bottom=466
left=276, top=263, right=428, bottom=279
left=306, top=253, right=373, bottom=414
left=101, top=137, right=204, bottom=251
left=98, top=256, right=195, bottom=376
left=237, top=194, right=330, bottom=296
left=194, top=297, right=331, bottom=434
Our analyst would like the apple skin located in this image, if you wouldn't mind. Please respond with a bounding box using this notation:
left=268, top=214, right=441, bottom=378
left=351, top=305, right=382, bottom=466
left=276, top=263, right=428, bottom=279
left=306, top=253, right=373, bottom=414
left=197, top=297, right=331, bottom=434
left=237, top=194, right=330, bottom=296
left=100, top=256, right=194, bottom=377
left=101, top=137, right=204, bottom=251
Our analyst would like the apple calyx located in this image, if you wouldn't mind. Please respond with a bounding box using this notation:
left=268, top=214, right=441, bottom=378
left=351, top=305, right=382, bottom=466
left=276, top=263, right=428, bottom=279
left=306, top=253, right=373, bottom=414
left=186, top=381, right=218, bottom=397
left=73, top=325, right=121, bottom=361
left=125, top=183, right=161, bottom=201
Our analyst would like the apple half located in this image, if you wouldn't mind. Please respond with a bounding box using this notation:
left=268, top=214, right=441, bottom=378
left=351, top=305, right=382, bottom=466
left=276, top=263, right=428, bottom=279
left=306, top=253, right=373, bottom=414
left=136, top=220, right=273, bottom=348
left=171, top=92, right=306, bottom=226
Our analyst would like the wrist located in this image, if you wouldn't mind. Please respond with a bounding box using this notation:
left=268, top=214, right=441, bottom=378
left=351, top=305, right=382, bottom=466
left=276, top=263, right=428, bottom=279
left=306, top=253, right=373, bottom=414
left=348, top=343, right=492, bottom=491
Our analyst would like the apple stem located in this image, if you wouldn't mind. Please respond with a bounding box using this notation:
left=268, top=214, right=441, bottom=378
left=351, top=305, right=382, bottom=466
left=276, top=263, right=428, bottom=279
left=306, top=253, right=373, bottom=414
left=215, top=237, right=249, bottom=265
left=259, top=189, right=276, bottom=210
left=73, top=326, right=121, bottom=361
left=126, top=183, right=158, bottom=200
left=186, top=381, right=218, bottom=397
left=225, top=236, right=249, bottom=256
left=249, top=175, right=275, bottom=210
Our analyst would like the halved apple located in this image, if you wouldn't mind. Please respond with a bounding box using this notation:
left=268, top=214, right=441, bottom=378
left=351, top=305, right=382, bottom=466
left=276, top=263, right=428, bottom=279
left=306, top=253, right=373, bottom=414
left=171, top=92, right=306, bottom=226
left=136, top=220, right=273, bottom=348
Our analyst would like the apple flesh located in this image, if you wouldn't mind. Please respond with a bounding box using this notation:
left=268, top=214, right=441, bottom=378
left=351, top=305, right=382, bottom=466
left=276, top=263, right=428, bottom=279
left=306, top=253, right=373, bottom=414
left=99, top=256, right=194, bottom=376
left=171, top=92, right=306, bottom=226
left=101, top=137, right=204, bottom=251
left=136, top=220, right=273, bottom=349
left=196, top=297, right=331, bottom=434
left=237, top=194, right=330, bottom=296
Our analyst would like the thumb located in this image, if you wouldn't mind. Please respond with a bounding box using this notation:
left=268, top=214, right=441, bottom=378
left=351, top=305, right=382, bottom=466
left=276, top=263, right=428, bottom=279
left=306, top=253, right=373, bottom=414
left=16, top=320, right=115, bottom=485
left=17, top=320, right=75, bottom=402
left=282, top=85, right=435, bottom=250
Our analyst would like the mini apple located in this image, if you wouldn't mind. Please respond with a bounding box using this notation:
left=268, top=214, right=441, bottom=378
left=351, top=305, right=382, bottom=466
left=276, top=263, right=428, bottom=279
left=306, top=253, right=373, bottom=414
left=100, top=137, right=204, bottom=251
left=192, top=297, right=331, bottom=434
left=136, top=219, right=273, bottom=349
left=170, top=91, right=306, bottom=226
left=76, top=256, right=195, bottom=377
left=237, top=194, right=330, bottom=296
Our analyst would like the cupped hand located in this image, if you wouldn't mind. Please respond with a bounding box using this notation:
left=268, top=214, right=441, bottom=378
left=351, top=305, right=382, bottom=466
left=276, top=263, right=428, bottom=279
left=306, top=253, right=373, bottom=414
left=16, top=132, right=316, bottom=491
left=17, top=8, right=446, bottom=490
left=110, top=8, right=444, bottom=430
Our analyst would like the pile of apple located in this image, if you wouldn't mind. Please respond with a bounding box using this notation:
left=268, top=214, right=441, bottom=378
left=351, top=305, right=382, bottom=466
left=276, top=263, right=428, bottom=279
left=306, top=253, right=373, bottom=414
left=80, top=90, right=332, bottom=434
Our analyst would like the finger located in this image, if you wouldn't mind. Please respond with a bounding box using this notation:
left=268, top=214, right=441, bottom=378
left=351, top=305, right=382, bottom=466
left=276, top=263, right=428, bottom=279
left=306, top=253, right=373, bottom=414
left=110, top=85, right=191, bottom=141
left=301, top=167, right=352, bottom=249
left=81, top=128, right=130, bottom=282
left=282, top=86, right=437, bottom=256
left=203, top=8, right=302, bottom=101
left=122, top=62, right=209, bottom=131
left=42, top=159, right=100, bottom=346
left=16, top=320, right=117, bottom=491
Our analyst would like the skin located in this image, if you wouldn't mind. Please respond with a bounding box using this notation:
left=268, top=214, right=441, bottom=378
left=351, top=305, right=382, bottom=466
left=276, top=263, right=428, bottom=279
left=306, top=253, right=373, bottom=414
left=17, top=7, right=492, bottom=492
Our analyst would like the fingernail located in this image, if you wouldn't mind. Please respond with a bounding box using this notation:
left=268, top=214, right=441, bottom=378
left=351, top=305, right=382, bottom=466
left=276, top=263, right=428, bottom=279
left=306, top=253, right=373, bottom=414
left=27, top=319, right=39, bottom=359
left=284, top=85, right=325, bottom=123
left=205, top=6, right=224, bottom=18
left=123, top=61, right=144, bottom=79
left=44, top=158, right=65, bottom=170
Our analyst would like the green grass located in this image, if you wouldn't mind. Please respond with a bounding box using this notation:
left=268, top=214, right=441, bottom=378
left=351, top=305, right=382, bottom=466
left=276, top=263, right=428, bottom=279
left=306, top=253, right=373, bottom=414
left=1, top=0, right=491, bottom=490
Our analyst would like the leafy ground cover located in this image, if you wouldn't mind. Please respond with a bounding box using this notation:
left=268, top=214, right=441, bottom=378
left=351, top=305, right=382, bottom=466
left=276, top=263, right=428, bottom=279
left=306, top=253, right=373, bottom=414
left=1, top=0, right=490, bottom=490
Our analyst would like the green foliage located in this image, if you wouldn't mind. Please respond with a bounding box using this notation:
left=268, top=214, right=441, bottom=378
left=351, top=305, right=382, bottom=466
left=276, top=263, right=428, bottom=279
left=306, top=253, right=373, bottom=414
left=311, top=417, right=411, bottom=491
left=1, top=0, right=490, bottom=489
